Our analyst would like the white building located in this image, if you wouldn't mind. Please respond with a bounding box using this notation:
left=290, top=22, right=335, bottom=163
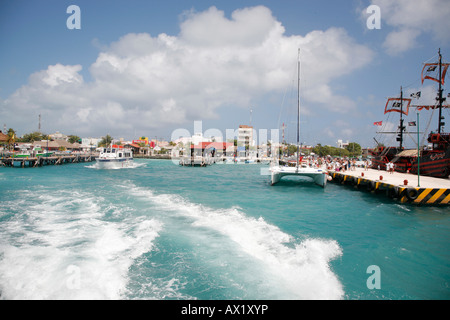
left=237, top=125, right=254, bottom=148
left=237, top=125, right=255, bottom=157
left=173, top=132, right=222, bottom=147
left=81, top=137, right=101, bottom=151
left=337, top=139, right=349, bottom=149
left=49, top=131, right=68, bottom=141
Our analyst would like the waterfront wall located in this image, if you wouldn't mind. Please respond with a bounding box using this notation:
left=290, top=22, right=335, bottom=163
left=330, top=171, right=450, bottom=205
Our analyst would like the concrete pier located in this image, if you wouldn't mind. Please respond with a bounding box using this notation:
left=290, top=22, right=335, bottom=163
left=329, top=167, right=450, bottom=205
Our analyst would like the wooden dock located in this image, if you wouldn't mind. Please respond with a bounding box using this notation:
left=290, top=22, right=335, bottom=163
left=0, top=154, right=96, bottom=168
left=329, top=167, right=450, bottom=205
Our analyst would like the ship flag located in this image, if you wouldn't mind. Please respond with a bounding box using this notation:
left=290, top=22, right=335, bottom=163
left=416, top=105, right=450, bottom=111
left=421, top=62, right=450, bottom=85
left=373, top=121, right=382, bottom=126
left=384, top=97, right=411, bottom=115
left=408, top=121, right=416, bottom=126
left=410, top=91, right=421, bottom=98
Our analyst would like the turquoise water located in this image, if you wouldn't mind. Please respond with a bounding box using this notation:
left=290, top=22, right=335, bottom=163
left=0, top=159, right=449, bottom=300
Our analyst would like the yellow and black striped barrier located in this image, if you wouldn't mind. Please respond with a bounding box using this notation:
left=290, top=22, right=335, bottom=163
left=330, top=172, right=450, bottom=205
left=397, top=187, right=450, bottom=205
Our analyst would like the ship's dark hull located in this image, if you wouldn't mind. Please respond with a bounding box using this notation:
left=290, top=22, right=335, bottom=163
left=369, top=147, right=402, bottom=170
left=392, top=156, right=413, bottom=173
left=410, top=148, right=450, bottom=178
left=370, top=146, right=450, bottom=179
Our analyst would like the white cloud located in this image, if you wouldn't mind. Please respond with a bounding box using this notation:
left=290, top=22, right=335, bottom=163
left=382, top=28, right=418, bottom=56
left=2, top=5, right=374, bottom=138
left=371, top=0, right=450, bottom=55
left=179, top=6, right=280, bottom=47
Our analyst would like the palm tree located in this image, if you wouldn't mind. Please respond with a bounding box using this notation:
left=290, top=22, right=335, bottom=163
left=99, top=134, right=113, bottom=147
left=68, top=135, right=81, bottom=144
left=7, top=128, right=16, bottom=151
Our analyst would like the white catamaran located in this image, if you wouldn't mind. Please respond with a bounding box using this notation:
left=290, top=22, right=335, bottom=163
left=270, top=49, right=328, bottom=187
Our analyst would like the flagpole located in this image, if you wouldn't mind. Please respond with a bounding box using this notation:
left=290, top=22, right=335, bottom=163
left=417, top=112, right=420, bottom=188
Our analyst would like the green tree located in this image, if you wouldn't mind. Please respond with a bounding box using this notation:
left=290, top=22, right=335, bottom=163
left=7, top=128, right=16, bottom=151
left=287, top=144, right=298, bottom=156
left=312, top=144, right=351, bottom=157
left=345, top=142, right=362, bottom=157
left=21, top=131, right=44, bottom=143
left=98, top=134, right=113, bottom=147
left=68, top=135, right=81, bottom=144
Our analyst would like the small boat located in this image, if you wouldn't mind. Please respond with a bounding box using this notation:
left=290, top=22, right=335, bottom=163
left=13, top=146, right=32, bottom=158
left=33, top=145, right=53, bottom=157
left=96, top=144, right=133, bottom=169
left=270, top=49, right=327, bottom=187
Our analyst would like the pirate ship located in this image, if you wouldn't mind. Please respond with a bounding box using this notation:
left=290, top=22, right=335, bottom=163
left=370, top=49, right=450, bottom=178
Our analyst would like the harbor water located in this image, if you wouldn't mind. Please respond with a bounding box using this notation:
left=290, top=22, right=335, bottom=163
left=0, top=159, right=449, bottom=300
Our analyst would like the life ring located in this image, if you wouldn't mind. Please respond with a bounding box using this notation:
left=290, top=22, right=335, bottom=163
left=405, top=188, right=419, bottom=201
left=386, top=186, right=399, bottom=199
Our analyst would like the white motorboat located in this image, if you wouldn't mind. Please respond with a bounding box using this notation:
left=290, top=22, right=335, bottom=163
left=270, top=49, right=327, bottom=187
left=96, top=145, right=133, bottom=169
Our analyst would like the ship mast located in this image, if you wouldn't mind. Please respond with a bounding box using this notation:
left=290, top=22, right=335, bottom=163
left=397, top=86, right=405, bottom=150
left=437, top=49, right=445, bottom=134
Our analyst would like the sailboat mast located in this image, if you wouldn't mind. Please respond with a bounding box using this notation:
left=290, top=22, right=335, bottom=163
left=297, top=48, right=300, bottom=169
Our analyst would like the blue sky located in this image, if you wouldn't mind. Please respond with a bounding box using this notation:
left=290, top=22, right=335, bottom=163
left=1, top=0, right=449, bottom=148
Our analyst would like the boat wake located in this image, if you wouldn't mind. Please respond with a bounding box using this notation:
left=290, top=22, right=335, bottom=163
left=85, top=161, right=146, bottom=170
left=0, top=181, right=344, bottom=300
left=0, top=188, right=162, bottom=299
left=125, top=183, right=344, bottom=300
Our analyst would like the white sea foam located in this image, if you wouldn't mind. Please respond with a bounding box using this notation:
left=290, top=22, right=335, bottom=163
left=1, top=182, right=344, bottom=300
left=0, top=189, right=162, bottom=300
left=85, top=161, right=146, bottom=170
left=127, top=184, right=344, bottom=299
